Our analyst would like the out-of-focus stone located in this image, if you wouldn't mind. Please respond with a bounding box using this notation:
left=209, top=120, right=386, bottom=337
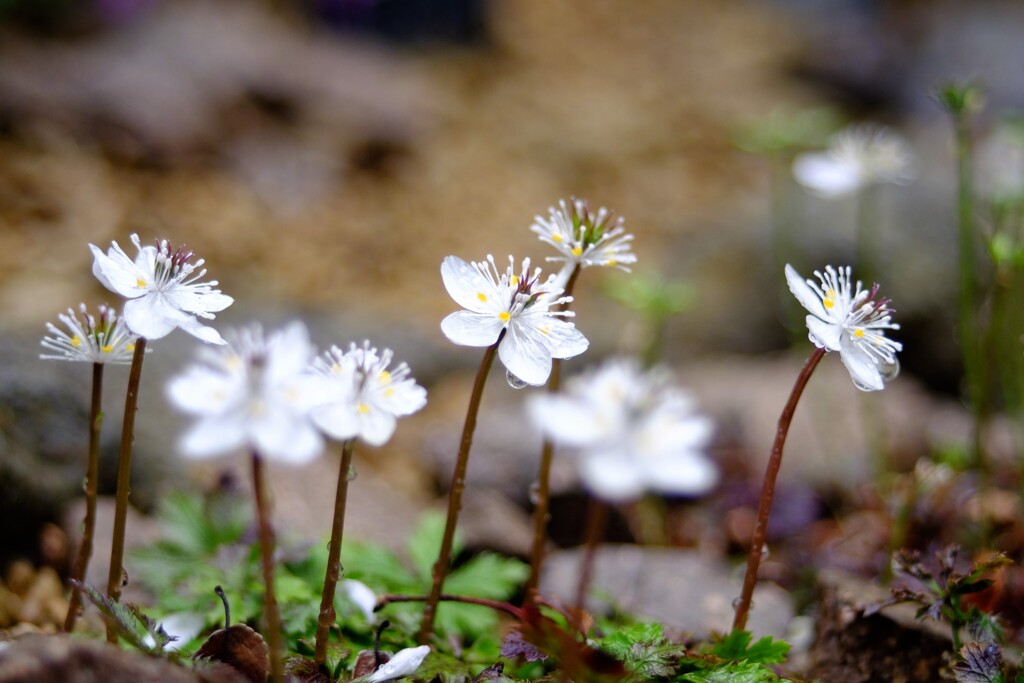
left=540, top=545, right=793, bottom=638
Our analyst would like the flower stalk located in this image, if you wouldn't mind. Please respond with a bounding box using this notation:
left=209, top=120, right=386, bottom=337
left=314, top=438, right=356, bottom=669
left=252, top=451, right=284, bottom=683
left=418, top=333, right=503, bottom=644
left=732, top=346, right=825, bottom=632
left=64, top=362, right=104, bottom=633
left=105, top=337, right=147, bottom=643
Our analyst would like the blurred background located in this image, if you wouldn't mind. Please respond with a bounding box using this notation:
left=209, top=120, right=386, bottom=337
left=3, top=0, right=1024, bottom=634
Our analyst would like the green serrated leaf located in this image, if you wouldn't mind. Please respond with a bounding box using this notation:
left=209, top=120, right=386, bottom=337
left=681, top=661, right=782, bottom=683
left=445, top=553, right=529, bottom=600
left=73, top=581, right=163, bottom=653
left=407, top=511, right=462, bottom=583
left=711, top=631, right=789, bottom=665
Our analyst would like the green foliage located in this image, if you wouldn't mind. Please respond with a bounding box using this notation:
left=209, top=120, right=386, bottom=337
left=680, top=661, right=785, bottom=683
left=598, top=623, right=683, bottom=679
left=733, top=106, right=842, bottom=157
left=709, top=631, right=789, bottom=665
left=74, top=580, right=175, bottom=655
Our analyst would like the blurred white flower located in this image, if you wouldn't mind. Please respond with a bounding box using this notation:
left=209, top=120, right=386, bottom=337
left=531, top=198, right=636, bottom=283
left=166, top=322, right=333, bottom=462
left=90, top=234, right=233, bottom=344
left=440, top=255, right=588, bottom=386
left=144, top=612, right=205, bottom=653
left=340, top=579, right=377, bottom=623
left=785, top=264, right=902, bottom=392
left=311, top=341, right=426, bottom=447
left=366, top=645, right=431, bottom=682
left=528, top=359, right=716, bottom=503
left=793, top=124, right=913, bottom=197
left=40, top=303, right=140, bottom=364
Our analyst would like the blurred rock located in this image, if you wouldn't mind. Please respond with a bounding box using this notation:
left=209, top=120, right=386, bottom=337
left=0, top=635, right=247, bottom=683
left=540, top=545, right=793, bottom=639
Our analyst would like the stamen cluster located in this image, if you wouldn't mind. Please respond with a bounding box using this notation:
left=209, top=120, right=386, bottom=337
left=41, top=303, right=139, bottom=364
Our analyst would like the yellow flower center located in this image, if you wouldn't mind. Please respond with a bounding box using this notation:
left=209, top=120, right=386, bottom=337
left=126, top=342, right=135, bottom=353
left=378, top=370, right=392, bottom=384
left=477, top=292, right=488, bottom=302
left=499, top=311, right=511, bottom=322
left=552, top=233, right=563, bottom=243
left=853, top=328, right=865, bottom=338
left=101, top=344, right=114, bottom=353
left=607, top=259, right=617, bottom=266
left=136, top=278, right=147, bottom=288
left=384, top=387, right=395, bottom=398
left=331, top=363, right=344, bottom=375
left=823, top=289, right=837, bottom=310
left=571, top=246, right=583, bottom=257
left=70, top=335, right=82, bottom=348
left=358, top=403, right=371, bottom=415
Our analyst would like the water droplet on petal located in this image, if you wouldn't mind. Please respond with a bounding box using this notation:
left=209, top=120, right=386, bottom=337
left=881, top=357, right=900, bottom=382
left=506, top=370, right=528, bottom=389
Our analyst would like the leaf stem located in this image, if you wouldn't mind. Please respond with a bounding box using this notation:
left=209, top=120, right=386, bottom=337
left=732, top=346, right=825, bottom=632
left=379, top=593, right=524, bottom=620
left=65, top=362, right=104, bottom=633
left=418, top=333, right=503, bottom=644
left=105, top=337, right=147, bottom=643
left=252, top=451, right=284, bottom=683
left=314, top=438, right=356, bottom=670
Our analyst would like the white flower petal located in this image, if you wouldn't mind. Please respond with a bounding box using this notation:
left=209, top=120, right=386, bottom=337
left=441, top=256, right=493, bottom=313
left=174, top=314, right=227, bottom=345
left=646, top=453, right=718, bottom=496
left=90, top=244, right=147, bottom=299
left=543, top=320, right=589, bottom=360
left=784, top=265, right=829, bottom=320
left=839, top=339, right=885, bottom=392
left=793, top=153, right=860, bottom=197
left=252, top=410, right=323, bottom=464
left=180, top=417, right=247, bottom=459
left=166, top=367, right=242, bottom=414
left=124, top=295, right=185, bottom=339
left=527, top=395, right=608, bottom=447
left=311, top=403, right=360, bottom=441
left=579, top=452, right=645, bottom=502
left=165, top=287, right=234, bottom=315
left=500, top=323, right=552, bottom=386
left=367, top=645, right=431, bottom=682
left=358, top=409, right=397, bottom=447
left=340, top=579, right=377, bottom=623
left=806, top=314, right=842, bottom=351
left=441, top=311, right=504, bottom=347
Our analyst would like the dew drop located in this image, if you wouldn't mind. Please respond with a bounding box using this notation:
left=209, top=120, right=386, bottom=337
left=761, top=544, right=770, bottom=560
left=347, top=465, right=358, bottom=482
left=528, top=482, right=541, bottom=505
left=506, top=370, right=529, bottom=389
left=881, top=357, right=900, bottom=382
left=120, top=567, right=129, bottom=588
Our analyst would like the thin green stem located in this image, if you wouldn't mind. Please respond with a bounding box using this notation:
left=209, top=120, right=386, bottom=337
left=952, top=110, right=984, bottom=466
left=105, top=337, right=147, bottom=643
left=252, top=451, right=284, bottom=683
left=525, top=265, right=582, bottom=603
left=65, top=362, right=104, bottom=633
left=418, top=334, right=503, bottom=644
left=573, top=496, right=608, bottom=629
left=314, top=438, right=356, bottom=670
left=733, top=347, right=825, bottom=633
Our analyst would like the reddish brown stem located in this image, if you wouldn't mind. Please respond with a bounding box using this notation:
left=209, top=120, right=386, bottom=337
left=525, top=264, right=581, bottom=602
left=314, top=439, right=356, bottom=670
left=65, top=362, right=104, bottom=633
left=418, top=334, right=503, bottom=644
left=252, top=452, right=284, bottom=683
left=380, top=593, right=524, bottom=620
left=732, top=347, right=825, bottom=632
left=106, top=337, right=147, bottom=643
left=573, top=496, right=608, bottom=626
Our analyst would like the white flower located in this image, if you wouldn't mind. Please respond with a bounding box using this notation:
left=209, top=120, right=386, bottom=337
left=440, top=255, right=589, bottom=386
left=531, top=198, right=636, bottom=279
left=340, top=579, right=377, bottom=623
left=793, top=124, right=913, bottom=197
left=528, top=359, right=716, bottom=503
left=366, top=645, right=431, bottom=682
left=785, top=264, right=902, bottom=392
left=310, top=342, right=426, bottom=447
left=166, top=322, right=334, bottom=463
left=90, top=234, right=233, bottom=344
left=144, top=612, right=205, bottom=653
left=40, top=303, right=141, bottom=364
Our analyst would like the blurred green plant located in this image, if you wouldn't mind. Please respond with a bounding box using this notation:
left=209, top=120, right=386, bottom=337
left=603, top=270, right=694, bottom=365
